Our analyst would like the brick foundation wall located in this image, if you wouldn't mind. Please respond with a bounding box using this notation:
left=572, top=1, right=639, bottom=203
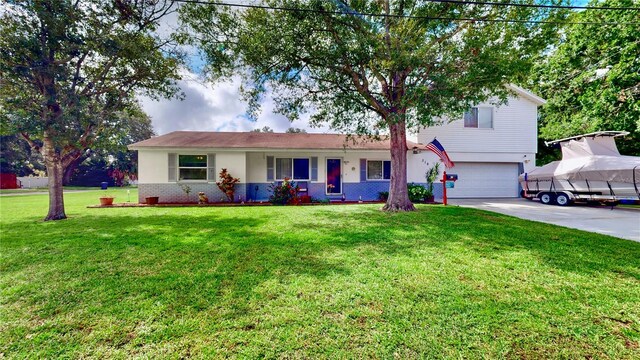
left=139, top=181, right=442, bottom=203
left=138, top=183, right=247, bottom=203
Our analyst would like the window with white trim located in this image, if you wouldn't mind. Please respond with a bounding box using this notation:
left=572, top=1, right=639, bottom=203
left=178, top=154, right=208, bottom=181
left=275, top=157, right=310, bottom=180
left=464, top=107, right=493, bottom=128
left=367, top=160, right=391, bottom=180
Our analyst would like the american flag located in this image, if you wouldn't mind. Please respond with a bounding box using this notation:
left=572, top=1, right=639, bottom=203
left=426, top=138, right=455, bottom=168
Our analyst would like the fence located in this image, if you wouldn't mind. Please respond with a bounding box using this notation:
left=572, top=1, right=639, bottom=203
left=17, top=177, right=49, bottom=189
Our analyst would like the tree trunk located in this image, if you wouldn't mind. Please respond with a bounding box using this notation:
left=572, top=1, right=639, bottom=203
left=43, top=136, right=67, bottom=221
left=62, top=153, right=86, bottom=185
left=382, top=119, right=415, bottom=212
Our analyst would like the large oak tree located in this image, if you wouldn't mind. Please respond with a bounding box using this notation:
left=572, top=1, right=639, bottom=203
left=180, top=0, right=565, bottom=211
left=0, top=0, right=181, bottom=220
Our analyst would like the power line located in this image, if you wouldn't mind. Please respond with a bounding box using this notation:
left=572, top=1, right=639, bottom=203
left=424, top=0, right=640, bottom=11
left=173, top=0, right=640, bottom=25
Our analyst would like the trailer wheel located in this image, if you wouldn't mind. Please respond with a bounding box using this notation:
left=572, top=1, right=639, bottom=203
left=539, top=192, right=555, bottom=205
left=555, top=193, right=572, bottom=206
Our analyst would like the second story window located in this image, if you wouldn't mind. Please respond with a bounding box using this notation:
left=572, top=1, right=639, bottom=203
left=464, top=107, right=493, bottom=129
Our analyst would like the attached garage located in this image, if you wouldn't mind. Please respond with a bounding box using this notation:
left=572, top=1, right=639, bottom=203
left=446, top=162, right=521, bottom=198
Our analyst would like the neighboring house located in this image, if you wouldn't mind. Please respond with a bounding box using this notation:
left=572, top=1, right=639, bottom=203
left=129, top=85, right=545, bottom=202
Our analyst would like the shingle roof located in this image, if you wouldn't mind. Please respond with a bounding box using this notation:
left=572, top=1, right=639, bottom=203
left=128, top=131, right=420, bottom=151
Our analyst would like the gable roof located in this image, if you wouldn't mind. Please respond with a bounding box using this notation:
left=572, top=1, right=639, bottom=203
left=506, top=84, right=546, bottom=106
left=129, top=131, right=420, bottom=151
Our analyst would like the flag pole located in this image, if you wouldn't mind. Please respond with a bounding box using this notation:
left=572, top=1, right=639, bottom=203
left=441, top=170, right=448, bottom=206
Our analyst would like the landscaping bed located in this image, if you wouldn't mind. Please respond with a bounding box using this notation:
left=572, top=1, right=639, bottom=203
left=87, top=200, right=394, bottom=208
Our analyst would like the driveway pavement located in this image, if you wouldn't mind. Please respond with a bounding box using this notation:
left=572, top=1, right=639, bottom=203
left=449, top=198, right=640, bottom=242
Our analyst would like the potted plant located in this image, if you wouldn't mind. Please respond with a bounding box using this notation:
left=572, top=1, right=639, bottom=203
left=99, top=194, right=115, bottom=206
left=424, top=189, right=435, bottom=203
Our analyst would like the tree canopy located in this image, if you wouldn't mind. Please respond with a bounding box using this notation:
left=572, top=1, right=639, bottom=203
left=0, top=0, right=181, bottom=220
left=530, top=0, right=640, bottom=156
left=180, top=0, right=565, bottom=210
left=0, top=134, right=45, bottom=176
left=63, top=102, right=156, bottom=185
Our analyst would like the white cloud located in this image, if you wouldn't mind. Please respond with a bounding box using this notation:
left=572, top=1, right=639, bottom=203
left=139, top=5, right=333, bottom=135
left=139, top=70, right=331, bottom=135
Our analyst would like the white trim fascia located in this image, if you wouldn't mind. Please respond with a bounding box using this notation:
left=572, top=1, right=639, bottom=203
left=128, top=147, right=408, bottom=153
left=506, top=84, right=547, bottom=106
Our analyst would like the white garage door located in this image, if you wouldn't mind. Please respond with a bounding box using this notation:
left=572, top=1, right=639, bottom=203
left=446, top=162, right=520, bottom=198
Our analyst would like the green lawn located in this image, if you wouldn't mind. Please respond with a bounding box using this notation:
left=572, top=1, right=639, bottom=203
left=1, top=189, right=639, bottom=358
left=0, top=186, right=100, bottom=195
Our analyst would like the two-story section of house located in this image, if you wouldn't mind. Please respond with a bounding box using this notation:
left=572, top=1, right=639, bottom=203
left=415, top=84, right=546, bottom=198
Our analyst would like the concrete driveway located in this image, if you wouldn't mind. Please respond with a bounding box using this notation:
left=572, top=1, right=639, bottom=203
left=449, top=198, right=640, bottom=242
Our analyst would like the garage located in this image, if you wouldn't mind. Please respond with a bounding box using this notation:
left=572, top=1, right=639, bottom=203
left=446, top=162, right=520, bottom=198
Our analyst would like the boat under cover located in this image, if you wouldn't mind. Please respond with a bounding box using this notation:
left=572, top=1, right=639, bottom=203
left=520, top=132, right=640, bottom=200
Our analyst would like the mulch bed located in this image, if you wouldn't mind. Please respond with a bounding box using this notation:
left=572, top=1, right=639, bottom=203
left=87, top=200, right=400, bottom=208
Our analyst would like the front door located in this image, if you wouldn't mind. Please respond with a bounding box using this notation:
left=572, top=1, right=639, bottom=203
left=326, top=158, right=342, bottom=194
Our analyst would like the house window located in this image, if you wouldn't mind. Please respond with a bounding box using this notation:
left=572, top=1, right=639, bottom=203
left=276, top=157, right=310, bottom=180
left=367, top=160, right=391, bottom=180
left=178, top=154, right=207, bottom=181
left=464, top=107, right=493, bottom=128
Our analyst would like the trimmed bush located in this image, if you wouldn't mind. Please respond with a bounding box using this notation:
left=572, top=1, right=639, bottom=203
left=408, top=183, right=430, bottom=203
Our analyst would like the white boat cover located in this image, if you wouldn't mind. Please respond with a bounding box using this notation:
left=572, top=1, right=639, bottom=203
left=521, top=136, right=640, bottom=183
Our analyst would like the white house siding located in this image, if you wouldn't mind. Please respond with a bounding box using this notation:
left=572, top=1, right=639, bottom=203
left=138, top=150, right=169, bottom=183
left=216, top=152, right=247, bottom=181
left=417, top=96, right=538, bottom=155
left=136, top=149, right=247, bottom=203
left=414, top=95, right=540, bottom=198
left=137, top=149, right=247, bottom=184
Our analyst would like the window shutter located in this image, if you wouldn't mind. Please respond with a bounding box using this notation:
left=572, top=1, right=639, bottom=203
left=168, top=153, right=177, bottom=182
left=311, top=157, right=318, bottom=181
left=207, top=154, right=216, bottom=182
left=360, top=159, right=367, bottom=182
left=383, top=161, right=391, bottom=180
left=266, top=156, right=274, bottom=181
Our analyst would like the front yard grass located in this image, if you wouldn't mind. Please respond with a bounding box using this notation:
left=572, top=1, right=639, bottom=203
left=0, top=186, right=100, bottom=195
left=1, top=189, right=639, bottom=358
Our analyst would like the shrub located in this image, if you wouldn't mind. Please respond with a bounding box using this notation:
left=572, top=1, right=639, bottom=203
left=407, top=183, right=429, bottom=203
left=268, top=178, right=299, bottom=205
left=378, top=191, right=389, bottom=201
left=425, top=163, right=441, bottom=194
left=216, top=168, right=240, bottom=202
left=180, top=184, right=192, bottom=202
